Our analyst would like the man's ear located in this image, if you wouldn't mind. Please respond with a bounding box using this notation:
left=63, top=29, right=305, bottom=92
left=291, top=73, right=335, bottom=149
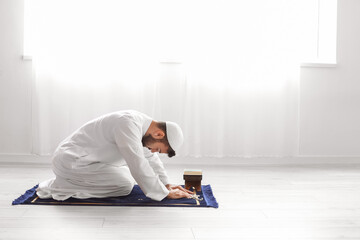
left=152, top=130, right=165, bottom=140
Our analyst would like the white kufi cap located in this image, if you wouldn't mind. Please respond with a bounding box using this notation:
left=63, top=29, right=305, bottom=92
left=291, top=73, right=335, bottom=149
left=166, top=121, right=184, bottom=152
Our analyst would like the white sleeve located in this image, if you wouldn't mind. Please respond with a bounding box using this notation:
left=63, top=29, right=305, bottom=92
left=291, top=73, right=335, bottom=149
left=143, top=148, right=170, bottom=186
left=113, top=118, right=169, bottom=201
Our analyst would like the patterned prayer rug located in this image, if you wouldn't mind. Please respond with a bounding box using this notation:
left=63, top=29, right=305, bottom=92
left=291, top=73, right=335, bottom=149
left=12, top=185, right=218, bottom=208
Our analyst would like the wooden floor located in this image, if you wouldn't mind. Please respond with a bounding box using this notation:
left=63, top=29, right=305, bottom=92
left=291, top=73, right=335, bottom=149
left=1, top=157, right=360, bottom=240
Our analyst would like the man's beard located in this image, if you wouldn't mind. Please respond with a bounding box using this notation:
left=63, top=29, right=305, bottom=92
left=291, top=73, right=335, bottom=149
left=142, top=134, right=158, bottom=147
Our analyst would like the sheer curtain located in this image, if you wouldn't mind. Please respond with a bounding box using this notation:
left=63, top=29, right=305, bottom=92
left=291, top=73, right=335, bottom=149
left=27, top=0, right=305, bottom=157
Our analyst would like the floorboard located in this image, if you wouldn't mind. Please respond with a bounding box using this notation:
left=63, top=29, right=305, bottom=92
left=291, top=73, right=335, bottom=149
left=1, top=157, right=360, bottom=239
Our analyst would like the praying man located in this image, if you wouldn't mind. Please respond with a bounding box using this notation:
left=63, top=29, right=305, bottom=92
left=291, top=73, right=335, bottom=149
left=37, top=110, right=193, bottom=201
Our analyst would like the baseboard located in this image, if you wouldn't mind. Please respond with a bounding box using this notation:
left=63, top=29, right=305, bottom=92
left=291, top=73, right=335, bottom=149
left=0, top=154, right=51, bottom=165
left=163, top=156, right=360, bottom=165
left=1, top=154, right=360, bottom=166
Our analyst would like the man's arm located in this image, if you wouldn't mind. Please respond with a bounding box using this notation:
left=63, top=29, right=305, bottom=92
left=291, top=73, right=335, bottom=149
left=114, top=119, right=169, bottom=201
left=144, top=148, right=193, bottom=198
left=143, top=148, right=170, bottom=185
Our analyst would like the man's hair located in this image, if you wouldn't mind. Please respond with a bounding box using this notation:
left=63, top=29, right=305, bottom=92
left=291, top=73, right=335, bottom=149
left=157, top=122, right=176, bottom=158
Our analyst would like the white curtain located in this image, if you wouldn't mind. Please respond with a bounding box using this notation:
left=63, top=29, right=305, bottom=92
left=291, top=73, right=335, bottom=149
left=27, top=0, right=307, bottom=157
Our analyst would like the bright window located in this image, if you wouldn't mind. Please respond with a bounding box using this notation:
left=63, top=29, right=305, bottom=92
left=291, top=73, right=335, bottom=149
left=24, top=0, right=337, bottom=65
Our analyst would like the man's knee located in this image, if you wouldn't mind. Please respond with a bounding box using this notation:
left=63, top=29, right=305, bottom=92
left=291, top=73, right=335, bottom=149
left=116, top=179, right=134, bottom=196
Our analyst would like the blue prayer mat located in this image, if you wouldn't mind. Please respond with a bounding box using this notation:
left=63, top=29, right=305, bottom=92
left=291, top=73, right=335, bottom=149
left=12, top=185, right=218, bottom=208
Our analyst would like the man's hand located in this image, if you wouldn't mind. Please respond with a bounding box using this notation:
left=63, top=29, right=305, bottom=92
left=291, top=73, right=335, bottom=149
left=166, top=184, right=193, bottom=194
left=167, top=188, right=192, bottom=199
left=166, top=184, right=193, bottom=199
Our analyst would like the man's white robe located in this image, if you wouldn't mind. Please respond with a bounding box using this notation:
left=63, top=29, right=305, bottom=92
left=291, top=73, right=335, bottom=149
left=37, top=110, right=170, bottom=201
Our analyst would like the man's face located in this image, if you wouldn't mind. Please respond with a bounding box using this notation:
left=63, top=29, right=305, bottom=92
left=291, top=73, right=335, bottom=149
left=142, top=134, right=169, bottom=154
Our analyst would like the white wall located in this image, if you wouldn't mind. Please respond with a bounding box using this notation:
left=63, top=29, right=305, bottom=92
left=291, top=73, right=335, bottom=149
left=300, top=0, right=360, bottom=156
left=0, top=0, right=32, bottom=154
left=0, top=0, right=359, bottom=156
